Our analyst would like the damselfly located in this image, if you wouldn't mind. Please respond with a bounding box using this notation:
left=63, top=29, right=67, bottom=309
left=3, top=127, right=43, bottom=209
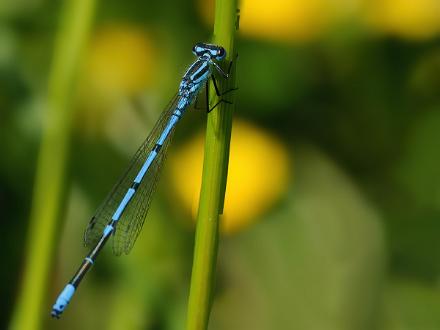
left=51, top=43, right=234, bottom=318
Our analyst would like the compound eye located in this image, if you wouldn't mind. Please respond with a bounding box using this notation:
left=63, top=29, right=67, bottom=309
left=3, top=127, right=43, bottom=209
left=192, top=44, right=202, bottom=56
left=216, top=47, right=226, bottom=60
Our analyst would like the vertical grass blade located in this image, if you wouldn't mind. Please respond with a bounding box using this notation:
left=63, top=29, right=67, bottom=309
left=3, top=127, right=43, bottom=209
left=185, top=1, right=239, bottom=329
left=9, top=0, right=96, bottom=329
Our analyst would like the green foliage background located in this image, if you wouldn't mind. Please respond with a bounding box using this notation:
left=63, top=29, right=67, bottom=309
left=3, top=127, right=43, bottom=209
left=1, top=0, right=440, bottom=329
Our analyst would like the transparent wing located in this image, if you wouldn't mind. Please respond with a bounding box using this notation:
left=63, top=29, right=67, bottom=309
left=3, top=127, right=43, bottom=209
left=84, top=95, right=179, bottom=255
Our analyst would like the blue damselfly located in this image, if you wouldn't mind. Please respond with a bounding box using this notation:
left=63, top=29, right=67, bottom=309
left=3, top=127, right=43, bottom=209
left=51, top=43, right=234, bottom=318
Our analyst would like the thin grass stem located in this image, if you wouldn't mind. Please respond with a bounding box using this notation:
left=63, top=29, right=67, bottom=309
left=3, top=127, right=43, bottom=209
left=9, top=0, right=96, bottom=329
left=185, top=1, right=238, bottom=329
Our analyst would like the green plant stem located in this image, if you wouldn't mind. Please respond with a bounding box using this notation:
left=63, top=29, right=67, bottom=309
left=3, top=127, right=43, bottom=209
left=9, top=0, right=96, bottom=329
left=185, top=1, right=238, bottom=329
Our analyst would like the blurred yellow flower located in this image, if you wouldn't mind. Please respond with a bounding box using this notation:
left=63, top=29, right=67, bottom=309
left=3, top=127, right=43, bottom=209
left=169, top=119, right=291, bottom=234
left=84, top=24, right=156, bottom=95
left=364, top=0, right=440, bottom=40
left=198, top=0, right=359, bottom=42
left=240, top=0, right=331, bottom=41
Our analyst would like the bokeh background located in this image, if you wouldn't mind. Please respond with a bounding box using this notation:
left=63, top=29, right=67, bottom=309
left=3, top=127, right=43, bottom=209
left=2, top=0, right=440, bottom=329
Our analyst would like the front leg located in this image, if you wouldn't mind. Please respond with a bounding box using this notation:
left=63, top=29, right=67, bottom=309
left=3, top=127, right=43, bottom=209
left=207, top=53, right=239, bottom=113
left=207, top=77, right=235, bottom=113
